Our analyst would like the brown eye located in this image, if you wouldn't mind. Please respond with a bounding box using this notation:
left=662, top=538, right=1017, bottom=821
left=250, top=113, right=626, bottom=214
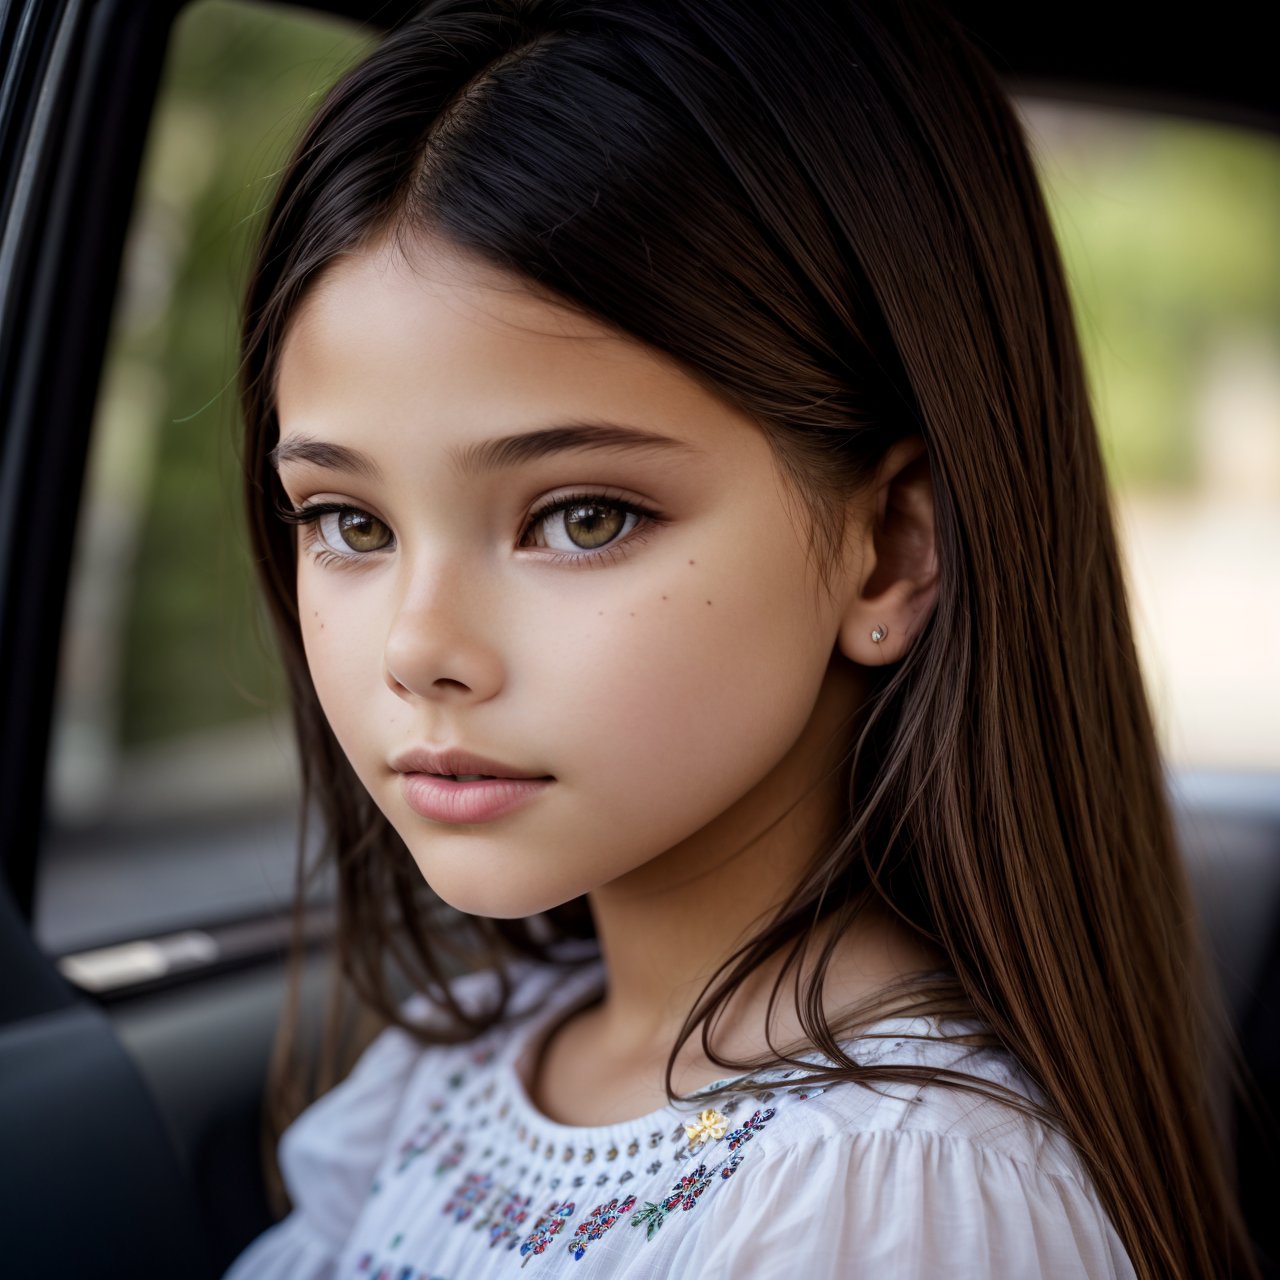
left=336, top=509, right=391, bottom=552
left=561, top=502, right=626, bottom=549
left=521, top=492, right=657, bottom=563
left=311, top=508, right=392, bottom=556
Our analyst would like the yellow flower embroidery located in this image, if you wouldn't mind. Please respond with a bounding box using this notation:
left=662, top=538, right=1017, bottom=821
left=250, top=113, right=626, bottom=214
left=683, top=1108, right=729, bottom=1151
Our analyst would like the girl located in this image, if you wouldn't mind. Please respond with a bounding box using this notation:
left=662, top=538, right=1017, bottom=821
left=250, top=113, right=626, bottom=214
left=224, top=0, right=1259, bottom=1275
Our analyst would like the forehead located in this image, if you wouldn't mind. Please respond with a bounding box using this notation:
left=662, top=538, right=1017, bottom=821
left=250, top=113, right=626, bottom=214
left=284, top=232, right=607, bottom=364
left=275, top=234, right=759, bottom=461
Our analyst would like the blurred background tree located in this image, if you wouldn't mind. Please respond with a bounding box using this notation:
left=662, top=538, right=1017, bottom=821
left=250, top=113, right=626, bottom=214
left=111, top=1, right=372, bottom=749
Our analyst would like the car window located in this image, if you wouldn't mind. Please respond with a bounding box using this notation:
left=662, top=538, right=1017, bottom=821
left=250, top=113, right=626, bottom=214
left=33, top=9, right=1280, bottom=971
left=34, top=0, right=371, bottom=962
left=1019, top=99, right=1280, bottom=776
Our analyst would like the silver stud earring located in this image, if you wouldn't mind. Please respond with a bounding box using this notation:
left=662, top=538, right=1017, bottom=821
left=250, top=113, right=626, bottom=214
left=870, top=625, right=888, bottom=643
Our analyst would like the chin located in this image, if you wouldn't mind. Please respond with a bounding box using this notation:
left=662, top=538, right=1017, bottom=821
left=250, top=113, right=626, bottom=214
left=403, top=843, right=586, bottom=921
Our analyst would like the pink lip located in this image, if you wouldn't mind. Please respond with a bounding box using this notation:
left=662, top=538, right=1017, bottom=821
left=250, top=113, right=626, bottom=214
left=400, top=773, right=553, bottom=824
left=390, top=743, right=554, bottom=824
left=390, top=744, right=551, bottom=780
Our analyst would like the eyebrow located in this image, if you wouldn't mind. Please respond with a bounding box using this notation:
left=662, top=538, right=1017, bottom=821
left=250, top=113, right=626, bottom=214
left=269, top=420, right=702, bottom=481
left=268, top=436, right=383, bottom=481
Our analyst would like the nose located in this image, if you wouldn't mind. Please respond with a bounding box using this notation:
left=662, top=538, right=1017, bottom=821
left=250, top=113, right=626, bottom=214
left=382, top=559, right=504, bottom=703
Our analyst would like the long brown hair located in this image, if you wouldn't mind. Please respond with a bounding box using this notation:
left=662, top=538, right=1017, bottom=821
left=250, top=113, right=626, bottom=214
left=238, top=1, right=1261, bottom=1274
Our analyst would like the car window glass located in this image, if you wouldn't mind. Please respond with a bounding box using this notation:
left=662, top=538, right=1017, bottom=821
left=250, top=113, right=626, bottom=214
left=1019, top=98, right=1280, bottom=776
left=36, top=0, right=371, bottom=959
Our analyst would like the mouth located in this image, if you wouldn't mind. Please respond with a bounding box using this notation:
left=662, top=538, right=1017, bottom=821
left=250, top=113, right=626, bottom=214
left=399, top=771, right=554, bottom=824
left=389, top=746, right=554, bottom=822
left=389, top=745, right=553, bottom=782
left=430, top=772, right=542, bottom=783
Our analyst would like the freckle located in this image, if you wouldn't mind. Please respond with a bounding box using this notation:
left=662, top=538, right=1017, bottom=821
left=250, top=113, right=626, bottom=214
left=661, top=595, right=667, bottom=601
left=629, top=612, right=635, bottom=616
left=688, top=559, right=695, bottom=565
left=705, top=600, right=712, bottom=605
left=597, top=611, right=603, bottom=616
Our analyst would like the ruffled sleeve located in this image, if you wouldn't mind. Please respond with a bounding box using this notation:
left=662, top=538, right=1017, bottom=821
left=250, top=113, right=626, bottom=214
left=679, top=1128, right=1137, bottom=1278
left=220, top=994, right=436, bottom=1280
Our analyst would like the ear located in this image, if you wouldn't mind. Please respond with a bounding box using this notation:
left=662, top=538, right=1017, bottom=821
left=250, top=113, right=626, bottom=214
left=836, top=436, right=939, bottom=666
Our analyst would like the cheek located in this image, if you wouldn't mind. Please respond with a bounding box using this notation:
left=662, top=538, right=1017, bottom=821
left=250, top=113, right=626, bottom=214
left=530, top=527, right=831, bottom=832
left=296, top=572, right=385, bottom=765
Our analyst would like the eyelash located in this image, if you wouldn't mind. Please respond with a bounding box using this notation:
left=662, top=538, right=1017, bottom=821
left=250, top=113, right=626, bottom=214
left=273, top=489, right=666, bottom=571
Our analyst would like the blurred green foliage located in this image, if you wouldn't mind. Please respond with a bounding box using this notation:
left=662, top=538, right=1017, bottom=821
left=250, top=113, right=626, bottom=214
left=1031, top=108, right=1280, bottom=488
left=113, top=1, right=372, bottom=746
left=105, top=0, right=1280, bottom=749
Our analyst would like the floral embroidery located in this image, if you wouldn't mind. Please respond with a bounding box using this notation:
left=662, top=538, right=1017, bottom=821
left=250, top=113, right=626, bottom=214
left=356, top=982, right=836, bottom=1273
left=631, top=1164, right=713, bottom=1239
left=519, top=1198, right=576, bottom=1266
left=791, top=1085, right=827, bottom=1101
left=479, top=1187, right=533, bottom=1250
left=630, top=1104, right=776, bottom=1241
left=434, top=1138, right=467, bottom=1178
left=668, top=1164, right=712, bottom=1210
left=725, top=1107, right=776, bottom=1149
left=443, top=1170, right=493, bottom=1222
left=395, top=1119, right=450, bottom=1174
left=683, top=1108, right=729, bottom=1152
left=567, top=1194, right=637, bottom=1260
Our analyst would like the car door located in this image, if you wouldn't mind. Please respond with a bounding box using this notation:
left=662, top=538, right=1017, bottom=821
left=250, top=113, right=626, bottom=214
left=0, top=2, right=372, bottom=1273
left=1, top=2, right=1276, bottom=1277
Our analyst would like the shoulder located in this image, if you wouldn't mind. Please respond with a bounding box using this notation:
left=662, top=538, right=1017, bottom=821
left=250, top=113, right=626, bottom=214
left=279, top=951, right=597, bottom=1238
left=759, top=1014, right=1084, bottom=1181
left=222, top=954, right=596, bottom=1277
left=672, top=1017, right=1137, bottom=1279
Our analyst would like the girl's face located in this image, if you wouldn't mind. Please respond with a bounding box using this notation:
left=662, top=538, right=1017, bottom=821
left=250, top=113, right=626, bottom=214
left=274, top=235, right=872, bottom=918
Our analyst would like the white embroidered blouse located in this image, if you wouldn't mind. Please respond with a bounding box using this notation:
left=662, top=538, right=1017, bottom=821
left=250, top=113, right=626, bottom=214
left=222, top=955, right=1136, bottom=1278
